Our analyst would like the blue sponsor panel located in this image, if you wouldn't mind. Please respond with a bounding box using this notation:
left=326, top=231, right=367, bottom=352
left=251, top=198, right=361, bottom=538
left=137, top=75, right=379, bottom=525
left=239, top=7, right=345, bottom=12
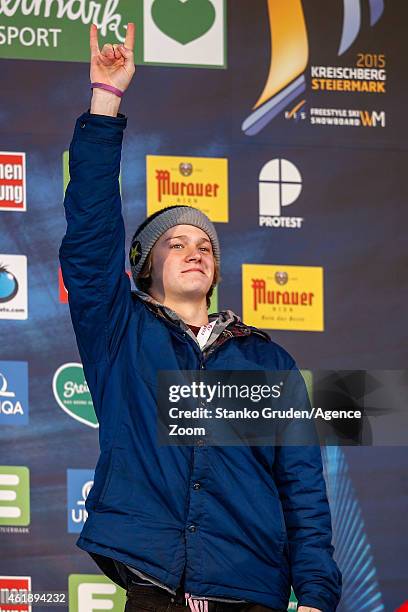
left=0, top=361, right=28, bottom=425
left=67, top=469, right=94, bottom=534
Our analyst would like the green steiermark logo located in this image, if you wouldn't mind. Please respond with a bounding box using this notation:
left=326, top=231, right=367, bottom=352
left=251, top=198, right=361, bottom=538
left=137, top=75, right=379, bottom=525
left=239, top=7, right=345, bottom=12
left=151, top=0, right=216, bottom=45
left=0, top=0, right=226, bottom=67
left=69, top=574, right=126, bottom=612
left=0, top=0, right=136, bottom=61
left=0, top=466, right=30, bottom=527
left=53, top=363, right=98, bottom=428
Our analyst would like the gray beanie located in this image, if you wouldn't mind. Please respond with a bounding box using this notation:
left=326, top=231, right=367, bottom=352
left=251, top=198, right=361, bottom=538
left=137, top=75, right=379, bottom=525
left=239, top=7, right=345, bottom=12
left=129, top=205, right=220, bottom=288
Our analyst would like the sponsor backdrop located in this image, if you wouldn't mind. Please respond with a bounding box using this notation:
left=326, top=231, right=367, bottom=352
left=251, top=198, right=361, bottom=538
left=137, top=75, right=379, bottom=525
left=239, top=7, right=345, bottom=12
left=1, top=0, right=407, bottom=610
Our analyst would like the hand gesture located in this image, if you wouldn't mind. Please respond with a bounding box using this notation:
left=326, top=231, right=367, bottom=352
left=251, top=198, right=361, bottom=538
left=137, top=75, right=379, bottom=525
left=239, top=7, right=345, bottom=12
left=89, top=22, right=136, bottom=94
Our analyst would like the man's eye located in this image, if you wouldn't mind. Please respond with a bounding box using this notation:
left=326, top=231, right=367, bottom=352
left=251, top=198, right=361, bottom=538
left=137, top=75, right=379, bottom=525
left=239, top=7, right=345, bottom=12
left=200, top=247, right=210, bottom=252
left=170, top=243, right=183, bottom=248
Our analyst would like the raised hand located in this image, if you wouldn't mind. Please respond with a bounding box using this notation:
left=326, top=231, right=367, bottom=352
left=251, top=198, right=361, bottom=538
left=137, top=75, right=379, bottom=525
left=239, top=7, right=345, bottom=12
left=89, top=22, right=136, bottom=94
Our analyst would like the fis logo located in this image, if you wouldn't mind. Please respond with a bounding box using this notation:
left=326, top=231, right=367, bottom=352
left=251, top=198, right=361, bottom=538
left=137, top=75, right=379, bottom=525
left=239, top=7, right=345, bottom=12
left=0, top=361, right=29, bottom=425
left=285, top=100, right=307, bottom=123
left=0, top=466, right=30, bottom=527
left=67, top=469, right=94, bottom=533
left=68, top=574, right=126, bottom=612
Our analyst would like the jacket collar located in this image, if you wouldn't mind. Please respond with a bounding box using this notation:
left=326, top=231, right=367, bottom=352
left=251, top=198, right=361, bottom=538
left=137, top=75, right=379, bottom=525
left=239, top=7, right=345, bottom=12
left=132, top=288, right=257, bottom=353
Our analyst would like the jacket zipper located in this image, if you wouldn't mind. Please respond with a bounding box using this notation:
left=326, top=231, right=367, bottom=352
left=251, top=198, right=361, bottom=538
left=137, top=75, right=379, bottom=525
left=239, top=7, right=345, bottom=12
left=156, top=314, right=269, bottom=368
left=148, top=301, right=270, bottom=357
left=147, top=309, right=269, bottom=604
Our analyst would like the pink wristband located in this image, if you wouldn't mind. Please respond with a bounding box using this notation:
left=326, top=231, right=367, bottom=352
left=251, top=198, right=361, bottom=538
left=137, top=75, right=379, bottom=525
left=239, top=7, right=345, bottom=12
left=91, top=82, right=124, bottom=98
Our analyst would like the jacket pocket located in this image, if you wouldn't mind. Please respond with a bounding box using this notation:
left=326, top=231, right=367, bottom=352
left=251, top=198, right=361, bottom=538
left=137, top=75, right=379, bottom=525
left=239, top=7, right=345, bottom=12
left=266, top=473, right=287, bottom=543
left=270, top=493, right=286, bottom=554
left=96, top=448, right=118, bottom=507
left=277, top=496, right=286, bottom=537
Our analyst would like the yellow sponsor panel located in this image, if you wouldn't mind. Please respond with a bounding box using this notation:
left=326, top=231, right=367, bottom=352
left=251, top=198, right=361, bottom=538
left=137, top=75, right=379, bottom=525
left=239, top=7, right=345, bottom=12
left=242, top=264, right=324, bottom=332
left=146, top=155, right=228, bottom=222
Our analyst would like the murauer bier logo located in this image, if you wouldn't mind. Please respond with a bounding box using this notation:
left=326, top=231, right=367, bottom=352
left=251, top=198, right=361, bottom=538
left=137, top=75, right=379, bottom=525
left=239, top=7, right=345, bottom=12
left=146, top=154, right=229, bottom=222
left=242, top=264, right=324, bottom=332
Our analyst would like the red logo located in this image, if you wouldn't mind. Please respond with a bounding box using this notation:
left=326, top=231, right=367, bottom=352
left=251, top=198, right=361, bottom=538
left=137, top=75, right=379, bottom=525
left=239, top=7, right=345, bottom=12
left=0, top=152, right=26, bottom=211
left=58, top=267, right=68, bottom=303
left=0, top=575, right=32, bottom=611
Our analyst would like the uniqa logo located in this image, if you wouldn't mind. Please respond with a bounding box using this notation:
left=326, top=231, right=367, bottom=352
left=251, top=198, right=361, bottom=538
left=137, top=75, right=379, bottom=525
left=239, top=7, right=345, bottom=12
left=0, top=371, right=23, bottom=415
left=0, top=0, right=126, bottom=40
left=71, top=479, right=93, bottom=524
left=52, top=363, right=98, bottom=428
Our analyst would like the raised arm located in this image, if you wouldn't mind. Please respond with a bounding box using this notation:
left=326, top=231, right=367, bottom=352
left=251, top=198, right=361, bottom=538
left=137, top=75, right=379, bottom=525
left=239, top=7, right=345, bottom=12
left=59, top=23, right=136, bottom=365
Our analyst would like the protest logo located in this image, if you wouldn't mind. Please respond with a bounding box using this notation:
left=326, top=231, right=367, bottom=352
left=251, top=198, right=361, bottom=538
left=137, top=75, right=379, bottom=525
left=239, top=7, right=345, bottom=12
left=258, top=159, right=303, bottom=229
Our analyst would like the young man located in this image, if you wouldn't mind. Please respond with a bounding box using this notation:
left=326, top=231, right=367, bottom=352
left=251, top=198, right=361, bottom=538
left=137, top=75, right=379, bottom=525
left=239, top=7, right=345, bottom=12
left=59, top=23, right=341, bottom=612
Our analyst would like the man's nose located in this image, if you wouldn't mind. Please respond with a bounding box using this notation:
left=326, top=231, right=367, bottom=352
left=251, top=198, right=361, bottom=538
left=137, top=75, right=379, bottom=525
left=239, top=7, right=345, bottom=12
left=185, top=246, right=202, bottom=260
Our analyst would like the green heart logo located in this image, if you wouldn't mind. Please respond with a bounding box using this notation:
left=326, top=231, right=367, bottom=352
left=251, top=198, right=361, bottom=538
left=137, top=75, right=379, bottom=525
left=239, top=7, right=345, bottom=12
left=53, top=363, right=98, bottom=428
left=151, top=0, right=216, bottom=45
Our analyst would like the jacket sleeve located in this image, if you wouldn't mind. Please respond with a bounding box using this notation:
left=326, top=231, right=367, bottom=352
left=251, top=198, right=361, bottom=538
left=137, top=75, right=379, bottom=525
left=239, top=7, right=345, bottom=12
left=59, top=109, right=132, bottom=365
left=273, top=365, right=342, bottom=612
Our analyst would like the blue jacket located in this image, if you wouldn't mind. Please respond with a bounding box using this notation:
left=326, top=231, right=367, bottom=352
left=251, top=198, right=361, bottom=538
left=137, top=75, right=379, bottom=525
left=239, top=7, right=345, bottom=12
left=59, top=110, right=342, bottom=612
